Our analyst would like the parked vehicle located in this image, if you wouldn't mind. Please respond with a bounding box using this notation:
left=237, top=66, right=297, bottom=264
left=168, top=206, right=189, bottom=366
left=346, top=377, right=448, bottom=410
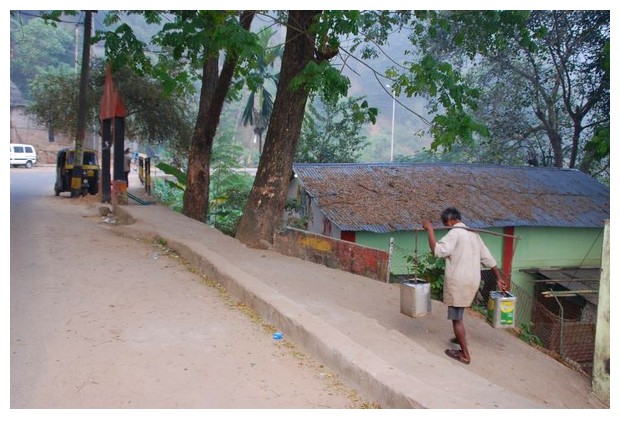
left=54, top=148, right=100, bottom=196
left=10, top=143, right=37, bottom=168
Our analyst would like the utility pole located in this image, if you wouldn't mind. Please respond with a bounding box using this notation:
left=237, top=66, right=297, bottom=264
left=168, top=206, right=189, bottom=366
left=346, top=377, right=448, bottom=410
left=70, top=10, right=92, bottom=197
left=386, top=84, right=395, bottom=162
left=390, top=88, right=395, bottom=162
left=74, top=25, right=79, bottom=73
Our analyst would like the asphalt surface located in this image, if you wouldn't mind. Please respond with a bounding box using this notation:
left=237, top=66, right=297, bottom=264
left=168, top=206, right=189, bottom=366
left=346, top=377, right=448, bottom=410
left=111, top=180, right=609, bottom=411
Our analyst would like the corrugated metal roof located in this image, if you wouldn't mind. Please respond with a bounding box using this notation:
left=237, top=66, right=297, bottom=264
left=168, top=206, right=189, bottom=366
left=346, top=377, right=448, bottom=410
left=292, top=162, right=610, bottom=232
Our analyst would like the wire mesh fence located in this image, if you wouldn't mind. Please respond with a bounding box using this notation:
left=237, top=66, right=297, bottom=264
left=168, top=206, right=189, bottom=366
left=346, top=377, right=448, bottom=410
left=467, top=272, right=594, bottom=375
left=387, top=239, right=426, bottom=281
left=388, top=241, right=596, bottom=376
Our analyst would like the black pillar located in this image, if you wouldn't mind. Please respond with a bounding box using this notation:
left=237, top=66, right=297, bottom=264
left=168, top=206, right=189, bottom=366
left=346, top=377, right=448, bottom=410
left=101, top=118, right=112, bottom=203
left=113, top=117, right=125, bottom=181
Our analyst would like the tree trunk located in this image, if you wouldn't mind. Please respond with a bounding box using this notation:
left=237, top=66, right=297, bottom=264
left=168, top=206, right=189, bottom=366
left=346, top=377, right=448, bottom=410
left=182, top=11, right=254, bottom=222
left=182, top=56, right=218, bottom=221
left=535, top=98, right=564, bottom=168
left=236, top=11, right=320, bottom=248
left=548, top=128, right=564, bottom=168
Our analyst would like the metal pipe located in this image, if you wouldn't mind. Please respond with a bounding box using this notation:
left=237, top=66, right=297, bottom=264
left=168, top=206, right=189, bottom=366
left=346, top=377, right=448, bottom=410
left=542, top=290, right=597, bottom=296
left=390, top=89, right=395, bottom=162
left=385, top=84, right=395, bottom=162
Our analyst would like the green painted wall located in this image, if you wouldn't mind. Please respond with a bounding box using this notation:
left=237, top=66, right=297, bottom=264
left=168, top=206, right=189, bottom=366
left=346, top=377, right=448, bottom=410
left=355, top=226, right=604, bottom=293
left=510, top=226, right=604, bottom=293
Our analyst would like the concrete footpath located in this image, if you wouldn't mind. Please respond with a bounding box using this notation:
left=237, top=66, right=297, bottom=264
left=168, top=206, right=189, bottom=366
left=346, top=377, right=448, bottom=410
left=112, top=187, right=608, bottom=410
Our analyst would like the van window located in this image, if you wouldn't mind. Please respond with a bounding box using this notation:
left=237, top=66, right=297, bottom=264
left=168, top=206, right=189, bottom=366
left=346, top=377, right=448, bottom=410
left=14, top=146, right=24, bottom=153
left=25, top=147, right=33, bottom=153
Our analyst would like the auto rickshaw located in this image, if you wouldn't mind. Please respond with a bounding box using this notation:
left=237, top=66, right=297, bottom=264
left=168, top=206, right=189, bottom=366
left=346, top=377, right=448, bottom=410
left=54, top=148, right=100, bottom=196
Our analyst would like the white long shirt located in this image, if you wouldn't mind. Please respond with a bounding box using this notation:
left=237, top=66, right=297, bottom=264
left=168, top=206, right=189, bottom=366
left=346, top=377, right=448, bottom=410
left=433, top=222, right=498, bottom=307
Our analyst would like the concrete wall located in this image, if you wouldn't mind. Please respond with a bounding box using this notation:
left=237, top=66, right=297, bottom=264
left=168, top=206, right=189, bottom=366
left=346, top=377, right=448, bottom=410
left=592, top=220, right=610, bottom=405
left=273, top=227, right=389, bottom=282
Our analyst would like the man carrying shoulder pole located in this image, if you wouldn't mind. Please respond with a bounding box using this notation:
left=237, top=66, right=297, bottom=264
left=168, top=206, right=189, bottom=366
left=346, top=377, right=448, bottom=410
left=423, top=207, right=506, bottom=365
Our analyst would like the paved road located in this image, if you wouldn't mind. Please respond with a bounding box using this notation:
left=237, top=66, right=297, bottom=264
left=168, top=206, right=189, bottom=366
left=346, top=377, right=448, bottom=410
left=9, top=167, right=369, bottom=413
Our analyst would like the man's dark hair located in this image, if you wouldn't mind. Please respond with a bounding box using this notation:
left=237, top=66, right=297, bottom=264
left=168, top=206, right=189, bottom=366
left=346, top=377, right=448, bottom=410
left=441, top=207, right=461, bottom=223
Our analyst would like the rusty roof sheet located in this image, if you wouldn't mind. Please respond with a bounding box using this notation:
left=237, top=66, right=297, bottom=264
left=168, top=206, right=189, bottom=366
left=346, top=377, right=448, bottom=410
left=292, top=163, right=610, bottom=232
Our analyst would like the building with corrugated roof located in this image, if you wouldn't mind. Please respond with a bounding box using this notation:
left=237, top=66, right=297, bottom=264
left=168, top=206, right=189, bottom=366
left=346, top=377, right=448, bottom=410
left=287, top=161, right=608, bottom=297
left=286, top=162, right=609, bottom=375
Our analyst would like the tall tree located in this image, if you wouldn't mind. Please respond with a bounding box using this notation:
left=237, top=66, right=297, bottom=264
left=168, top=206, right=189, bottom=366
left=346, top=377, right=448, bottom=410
left=236, top=11, right=326, bottom=248
left=180, top=11, right=255, bottom=222
left=422, top=10, right=610, bottom=177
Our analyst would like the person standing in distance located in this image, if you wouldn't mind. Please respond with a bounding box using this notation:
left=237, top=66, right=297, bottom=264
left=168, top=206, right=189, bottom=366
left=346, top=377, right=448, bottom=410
left=423, top=207, right=506, bottom=365
left=123, top=148, right=132, bottom=184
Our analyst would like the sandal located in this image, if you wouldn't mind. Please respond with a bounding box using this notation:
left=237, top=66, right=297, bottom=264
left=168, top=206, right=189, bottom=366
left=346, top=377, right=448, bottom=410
left=445, top=348, right=470, bottom=365
left=450, top=337, right=467, bottom=346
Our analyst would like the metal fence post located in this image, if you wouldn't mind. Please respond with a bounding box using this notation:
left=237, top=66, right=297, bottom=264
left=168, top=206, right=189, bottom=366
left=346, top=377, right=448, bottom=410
left=551, top=293, right=565, bottom=356
left=387, top=237, right=394, bottom=283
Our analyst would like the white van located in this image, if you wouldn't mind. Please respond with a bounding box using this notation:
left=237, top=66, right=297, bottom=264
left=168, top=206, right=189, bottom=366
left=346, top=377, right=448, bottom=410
left=10, top=143, right=38, bottom=168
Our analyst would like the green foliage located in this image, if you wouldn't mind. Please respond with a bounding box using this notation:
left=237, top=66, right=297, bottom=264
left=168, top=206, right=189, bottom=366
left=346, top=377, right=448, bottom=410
left=585, top=125, right=610, bottom=164
left=39, top=10, right=80, bottom=25
left=153, top=133, right=253, bottom=237
left=99, top=11, right=260, bottom=100
left=388, top=52, right=487, bottom=151
left=471, top=303, right=487, bottom=316
left=26, top=68, right=89, bottom=138
left=98, top=22, right=153, bottom=77
left=517, top=322, right=543, bottom=347
left=284, top=199, right=308, bottom=229
left=152, top=157, right=188, bottom=213
left=417, top=10, right=609, bottom=176
left=152, top=177, right=184, bottom=213
left=10, top=14, right=75, bottom=99
left=155, top=162, right=187, bottom=189
left=209, top=133, right=254, bottom=236
left=209, top=180, right=252, bottom=237
left=240, top=27, right=282, bottom=150
left=289, top=60, right=346, bottom=101
left=284, top=199, right=303, bottom=212
left=430, top=108, right=489, bottom=151
left=26, top=59, right=194, bottom=154
left=404, top=252, right=445, bottom=300
left=445, top=11, right=532, bottom=57
left=296, top=94, right=373, bottom=163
